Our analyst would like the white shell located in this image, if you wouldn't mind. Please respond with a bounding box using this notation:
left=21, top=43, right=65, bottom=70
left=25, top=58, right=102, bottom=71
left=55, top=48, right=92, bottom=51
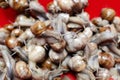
left=57, top=0, right=74, bottom=11
left=68, top=56, right=86, bottom=72
left=28, top=45, right=46, bottom=63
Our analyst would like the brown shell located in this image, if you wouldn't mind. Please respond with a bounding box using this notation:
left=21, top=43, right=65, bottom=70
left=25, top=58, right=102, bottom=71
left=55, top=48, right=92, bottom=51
left=98, top=52, right=115, bottom=69
left=4, top=24, right=14, bottom=32
left=5, top=36, right=21, bottom=49
left=101, top=8, right=116, bottom=21
left=13, top=0, right=28, bottom=11
left=50, top=39, right=66, bottom=52
left=30, top=21, right=47, bottom=36
left=42, top=58, right=53, bottom=70
left=11, top=29, right=23, bottom=37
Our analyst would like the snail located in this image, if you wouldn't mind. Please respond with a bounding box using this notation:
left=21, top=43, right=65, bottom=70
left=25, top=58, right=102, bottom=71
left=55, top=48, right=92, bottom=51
left=91, top=30, right=117, bottom=45
left=1, top=0, right=120, bottom=79
left=11, top=29, right=23, bottom=37
left=4, top=24, right=14, bottom=32
left=28, top=45, right=46, bottom=63
left=5, top=36, right=21, bottom=49
left=13, top=15, right=36, bottom=27
left=68, top=55, right=86, bottom=72
left=92, top=17, right=109, bottom=27
left=14, top=60, right=32, bottom=79
left=6, top=0, right=28, bottom=11
left=49, top=49, right=68, bottom=63
left=41, top=58, right=57, bottom=70
left=48, top=0, right=88, bottom=14
left=0, top=0, right=9, bottom=8
left=30, top=21, right=47, bottom=36
left=101, top=8, right=116, bottom=22
left=5, top=36, right=28, bottom=61
left=41, top=30, right=66, bottom=52
left=64, top=27, right=93, bottom=52
left=98, top=52, right=115, bottom=69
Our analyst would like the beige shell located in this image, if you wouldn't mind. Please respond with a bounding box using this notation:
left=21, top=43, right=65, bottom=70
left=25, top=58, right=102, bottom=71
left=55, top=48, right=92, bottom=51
left=28, top=45, right=46, bottom=63
left=15, top=61, right=31, bottom=79
left=49, top=49, right=68, bottom=63
left=68, top=56, right=86, bottom=72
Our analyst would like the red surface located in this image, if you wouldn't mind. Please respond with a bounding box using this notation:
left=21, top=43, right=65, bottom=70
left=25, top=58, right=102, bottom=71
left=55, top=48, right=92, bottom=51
left=85, top=0, right=120, bottom=19
left=61, top=72, right=76, bottom=80
left=0, top=0, right=120, bottom=27
left=0, top=0, right=119, bottom=80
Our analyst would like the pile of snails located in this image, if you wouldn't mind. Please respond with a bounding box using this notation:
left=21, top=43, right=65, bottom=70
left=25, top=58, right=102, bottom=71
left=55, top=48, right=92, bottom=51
left=0, top=0, right=120, bottom=80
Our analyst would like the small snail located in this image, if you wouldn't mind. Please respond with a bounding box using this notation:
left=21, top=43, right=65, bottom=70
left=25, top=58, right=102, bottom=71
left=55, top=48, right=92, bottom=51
left=15, top=61, right=32, bottom=79
left=101, top=8, right=116, bottom=21
left=5, top=36, right=21, bottom=49
left=14, top=15, right=36, bottom=27
left=50, top=39, right=66, bottom=52
left=4, top=24, right=14, bottom=32
left=41, top=58, right=54, bottom=70
left=28, top=45, right=46, bottom=63
left=92, top=17, right=109, bottom=27
left=98, top=52, right=115, bottom=69
left=11, top=29, right=23, bottom=37
left=0, top=0, right=9, bottom=8
left=30, top=21, right=47, bottom=36
left=49, top=49, right=68, bottom=63
left=57, top=0, right=74, bottom=14
left=49, top=0, right=88, bottom=14
left=8, top=0, right=28, bottom=11
left=68, top=56, right=86, bottom=72
left=47, top=1, right=61, bottom=13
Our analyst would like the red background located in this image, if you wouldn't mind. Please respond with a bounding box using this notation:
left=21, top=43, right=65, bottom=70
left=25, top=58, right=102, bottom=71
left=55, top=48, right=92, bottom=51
left=0, top=0, right=119, bottom=79
left=0, top=0, right=120, bottom=27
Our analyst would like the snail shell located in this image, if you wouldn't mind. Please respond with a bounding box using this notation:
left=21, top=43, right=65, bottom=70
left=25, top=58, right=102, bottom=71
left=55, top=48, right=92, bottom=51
left=10, top=0, right=28, bottom=11
left=68, top=56, right=86, bottom=72
left=11, top=29, right=23, bottom=37
left=15, top=61, right=31, bottom=79
left=101, top=8, right=116, bottom=21
left=57, top=0, right=74, bottom=14
left=28, top=45, right=46, bottom=63
left=98, top=52, right=115, bottom=69
left=30, top=21, right=47, bottom=36
left=5, top=36, right=21, bottom=49
left=49, top=49, right=68, bottom=63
